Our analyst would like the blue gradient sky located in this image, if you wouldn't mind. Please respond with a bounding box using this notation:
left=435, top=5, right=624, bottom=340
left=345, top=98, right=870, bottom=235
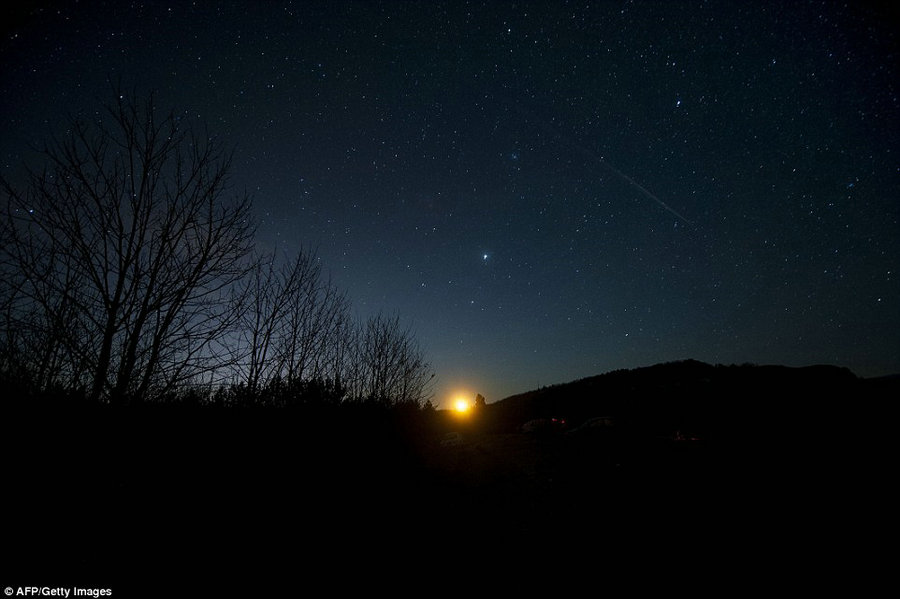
left=2, top=1, right=898, bottom=406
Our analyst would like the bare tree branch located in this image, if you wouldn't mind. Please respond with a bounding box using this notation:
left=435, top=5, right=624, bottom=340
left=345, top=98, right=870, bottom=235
left=0, top=91, right=255, bottom=403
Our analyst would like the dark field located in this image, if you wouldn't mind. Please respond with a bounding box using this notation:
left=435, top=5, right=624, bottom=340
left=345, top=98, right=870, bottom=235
left=6, top=405, right=721, bottom=586
left=5, top=362, right=889, bottom=592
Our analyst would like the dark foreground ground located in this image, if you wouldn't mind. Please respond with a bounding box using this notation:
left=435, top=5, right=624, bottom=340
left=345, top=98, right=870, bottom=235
left=3, top=389, right=886, bottom=595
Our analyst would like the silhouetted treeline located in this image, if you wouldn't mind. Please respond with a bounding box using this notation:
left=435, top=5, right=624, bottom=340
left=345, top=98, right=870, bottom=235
left=0, top=91, right=434, bottom=410
left=470, top=359, right=879, bottom=437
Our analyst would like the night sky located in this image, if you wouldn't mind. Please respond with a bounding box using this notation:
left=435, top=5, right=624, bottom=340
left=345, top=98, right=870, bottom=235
left=2, top=1, right=898, bottom=407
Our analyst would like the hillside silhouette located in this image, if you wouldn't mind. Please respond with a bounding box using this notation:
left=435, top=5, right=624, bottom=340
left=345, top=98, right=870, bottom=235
left=476, top=358, right=865, bottom=435
left=4, top=359, right=892, bottom=588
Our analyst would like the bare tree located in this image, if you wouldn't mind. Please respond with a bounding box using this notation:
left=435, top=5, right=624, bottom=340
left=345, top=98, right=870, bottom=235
left=235, top=251, right=291, bottom=396
left=233, top=247, right=352, bottom=402
left=354, top=312, right=435, bottom=408
left=1, top=92, right=255, bottom=403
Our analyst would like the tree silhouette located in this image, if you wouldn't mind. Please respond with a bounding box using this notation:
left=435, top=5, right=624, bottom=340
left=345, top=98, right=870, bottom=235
left=1, top=92, right=255, bottom=403
left=349, top=311, right=435, bottom=408
left=1, top=91, right=437, bottom=410
left=234, top=247, right=350, bottom=402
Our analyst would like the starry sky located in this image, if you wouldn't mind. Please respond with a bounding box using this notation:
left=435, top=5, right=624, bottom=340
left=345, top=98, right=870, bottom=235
left=2, top=0, right=898, bottom=406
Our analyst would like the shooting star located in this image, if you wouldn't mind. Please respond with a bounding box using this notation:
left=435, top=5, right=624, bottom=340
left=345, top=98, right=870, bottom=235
left=514, top=104, right=694, bottom=226
left=572, top=142, right=694, bottom=226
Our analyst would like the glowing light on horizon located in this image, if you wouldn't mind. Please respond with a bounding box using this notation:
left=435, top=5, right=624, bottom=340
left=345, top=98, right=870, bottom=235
left=454, top=398, right=470, bottom=413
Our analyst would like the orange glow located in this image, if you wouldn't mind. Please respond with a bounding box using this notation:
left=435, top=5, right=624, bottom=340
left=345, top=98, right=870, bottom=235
left=453, top=398, right=470, bottom=413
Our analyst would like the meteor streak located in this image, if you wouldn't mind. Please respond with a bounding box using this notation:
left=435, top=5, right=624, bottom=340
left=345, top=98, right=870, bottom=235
left=514, top=103, right=693, bottom=226
left=573, top=142, right=694, bottom=225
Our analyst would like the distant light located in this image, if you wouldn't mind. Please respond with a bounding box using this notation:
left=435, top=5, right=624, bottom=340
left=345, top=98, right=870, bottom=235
left=454, top=399, right=470, bottom=413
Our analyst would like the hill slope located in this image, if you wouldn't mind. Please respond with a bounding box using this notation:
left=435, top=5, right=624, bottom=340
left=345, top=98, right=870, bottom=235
left=478, top=359, right=867, bottom=436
